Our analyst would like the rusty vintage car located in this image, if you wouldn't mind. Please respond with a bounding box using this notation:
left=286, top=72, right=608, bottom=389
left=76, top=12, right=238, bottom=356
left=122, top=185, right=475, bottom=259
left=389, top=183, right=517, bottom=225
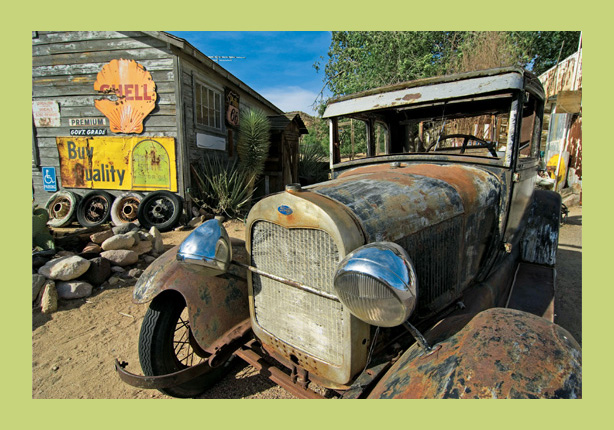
left=115, top=67, right=582, bottom=398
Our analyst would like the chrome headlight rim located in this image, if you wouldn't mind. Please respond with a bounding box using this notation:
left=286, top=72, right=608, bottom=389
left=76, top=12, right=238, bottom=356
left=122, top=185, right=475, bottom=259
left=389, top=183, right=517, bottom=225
left=333, top=242, right=418, bottom=327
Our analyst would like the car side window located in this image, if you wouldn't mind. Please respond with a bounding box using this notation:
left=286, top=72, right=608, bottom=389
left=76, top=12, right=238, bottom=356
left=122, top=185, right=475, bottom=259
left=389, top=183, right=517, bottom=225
left=519, top=93, right=541, bottom=159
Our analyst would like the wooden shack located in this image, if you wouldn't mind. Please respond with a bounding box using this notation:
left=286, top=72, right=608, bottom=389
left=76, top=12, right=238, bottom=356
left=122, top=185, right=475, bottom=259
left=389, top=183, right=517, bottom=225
left=32, top=31, right=305, bottom=221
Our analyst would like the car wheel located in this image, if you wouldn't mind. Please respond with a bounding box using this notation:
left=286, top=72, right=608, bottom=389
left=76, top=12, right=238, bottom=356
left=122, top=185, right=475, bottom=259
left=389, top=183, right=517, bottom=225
left=138, top=293, right=230, bottom=398
left=76, top=191, right=114, bottom=228
left=110, top=192, right=143, bottom=226
left=137, top=191, right=183, bottom=232
left=45, top=191, right=79, bottom=228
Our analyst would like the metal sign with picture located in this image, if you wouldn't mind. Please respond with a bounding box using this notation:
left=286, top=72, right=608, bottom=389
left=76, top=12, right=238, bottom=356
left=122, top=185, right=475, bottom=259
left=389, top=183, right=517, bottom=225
left=225, top=89, right=240, bottom=127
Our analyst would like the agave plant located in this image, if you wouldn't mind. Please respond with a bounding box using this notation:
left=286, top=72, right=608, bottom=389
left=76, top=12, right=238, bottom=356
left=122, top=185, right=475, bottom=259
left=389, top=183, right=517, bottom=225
left=191, top=155, right=254, bottom=218
left=298, top=142, right=329, bottom=185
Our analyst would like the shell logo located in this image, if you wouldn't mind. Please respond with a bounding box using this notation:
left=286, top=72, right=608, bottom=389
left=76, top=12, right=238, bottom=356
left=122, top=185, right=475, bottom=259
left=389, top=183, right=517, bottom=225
left=94, top=59, right=157, bottom=134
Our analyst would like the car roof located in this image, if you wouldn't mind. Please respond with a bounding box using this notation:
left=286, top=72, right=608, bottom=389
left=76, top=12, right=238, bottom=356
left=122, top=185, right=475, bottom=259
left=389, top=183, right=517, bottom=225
left=323, top=67, right=536, bottom=119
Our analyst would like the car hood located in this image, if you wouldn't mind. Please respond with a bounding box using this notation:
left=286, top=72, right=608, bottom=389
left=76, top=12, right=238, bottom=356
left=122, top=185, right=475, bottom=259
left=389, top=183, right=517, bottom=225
left=312, top=163, right=501, bottom=243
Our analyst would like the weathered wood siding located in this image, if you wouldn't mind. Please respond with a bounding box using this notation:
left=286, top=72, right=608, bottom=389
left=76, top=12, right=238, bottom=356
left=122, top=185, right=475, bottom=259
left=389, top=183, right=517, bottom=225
left=175, top=52, right=280, bottom=167
left=32, top=31, right=180, bottom=206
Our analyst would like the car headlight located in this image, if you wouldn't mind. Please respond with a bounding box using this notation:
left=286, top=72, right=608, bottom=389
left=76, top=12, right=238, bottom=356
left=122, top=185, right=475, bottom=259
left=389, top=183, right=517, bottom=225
left=333, top=242, right=417, bottom=327
left=176, top=219, right=232, bottom=273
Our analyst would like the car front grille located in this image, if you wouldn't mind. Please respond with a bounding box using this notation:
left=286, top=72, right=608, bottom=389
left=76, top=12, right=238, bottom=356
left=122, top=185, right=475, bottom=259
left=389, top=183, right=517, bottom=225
left=250, top=221, right=345, bottom=365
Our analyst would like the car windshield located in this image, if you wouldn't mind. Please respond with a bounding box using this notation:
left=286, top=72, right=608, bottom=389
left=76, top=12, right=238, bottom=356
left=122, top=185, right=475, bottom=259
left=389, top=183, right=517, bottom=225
left=333, top=93, right=515, bottom=164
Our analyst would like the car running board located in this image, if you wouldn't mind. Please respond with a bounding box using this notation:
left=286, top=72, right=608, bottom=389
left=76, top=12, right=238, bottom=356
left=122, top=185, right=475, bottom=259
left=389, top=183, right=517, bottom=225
left=506, top=262, right=555, bottom=322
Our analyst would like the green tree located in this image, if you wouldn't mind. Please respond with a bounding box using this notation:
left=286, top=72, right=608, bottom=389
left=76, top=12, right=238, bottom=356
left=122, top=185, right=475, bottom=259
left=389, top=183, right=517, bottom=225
left=510, top=31, right=581, bottom=76
left=316, top=31, right=459, bottom=97
left=316, top=31, right=581, bottom=100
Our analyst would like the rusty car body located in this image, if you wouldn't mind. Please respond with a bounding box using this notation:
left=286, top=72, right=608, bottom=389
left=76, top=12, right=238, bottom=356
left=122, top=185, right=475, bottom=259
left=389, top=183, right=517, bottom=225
left=116, top=67, right=581, bottom=398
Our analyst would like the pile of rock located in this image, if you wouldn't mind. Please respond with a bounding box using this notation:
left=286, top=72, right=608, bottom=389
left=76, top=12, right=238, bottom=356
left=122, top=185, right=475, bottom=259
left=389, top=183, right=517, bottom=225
left=32, top=223, right=167, bottom=314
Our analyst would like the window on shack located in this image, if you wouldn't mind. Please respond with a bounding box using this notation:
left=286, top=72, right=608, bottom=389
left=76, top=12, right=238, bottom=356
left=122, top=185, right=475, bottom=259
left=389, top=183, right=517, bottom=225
left=195, top=81, right=222, bottom=131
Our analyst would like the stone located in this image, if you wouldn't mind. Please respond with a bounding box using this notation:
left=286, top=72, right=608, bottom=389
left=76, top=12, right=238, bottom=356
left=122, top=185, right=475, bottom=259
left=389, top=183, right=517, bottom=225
left=139, top=232, right=154, bottom=243
left=33, top=274, right=46, bottom=302
left=111, top=265, right=125, bottom=273
left=82, top=257, right=111, bottom=286
left=79, top=242, right=102, bottom=260
left=32, top=254, right=51, bottom=269
left=108, top=275, right=123, bottom=287
left=127, top=230, right=140, bottom=245
left=112, top=222, right=139, bottom=235
left=81, top=242, right=102, bottom=256
left=130, top=239, right=153, bottom=255
left=40, top=281, right=58, bottom=314
left=101, top=233, right=136, bottom=251
left=100, top=250, right=139, bottom=266
left=149, top=227, right=165, bottom=253
left=90, top=229, right=114, bottom=244
left=55, top=250, right=76, bottom=258
left=38, top=256, right=91, bottom=281
left=188, top=215, right=204, bottom=228
left=56, top=281, right=93, bottom=299
left=127, top=268, right=143, bottom=278
left=143, top=255, right=156, bottom=264
left=214, top=215, right=225, bottom=223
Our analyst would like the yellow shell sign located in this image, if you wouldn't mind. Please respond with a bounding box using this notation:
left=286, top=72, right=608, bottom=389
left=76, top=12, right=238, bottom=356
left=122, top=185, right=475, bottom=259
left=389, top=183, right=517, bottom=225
left=94, top=59, right=157, bottom=134
left=56, top=136, right=177, bottom=192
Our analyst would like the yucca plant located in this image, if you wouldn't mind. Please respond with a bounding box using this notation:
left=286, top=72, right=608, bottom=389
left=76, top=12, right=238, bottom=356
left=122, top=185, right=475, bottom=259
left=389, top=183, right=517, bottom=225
left=237, top=108, right=271, bottom=192
left=190, top=155, right=254, bottom=218
left=298, top=142, right=329, bottom=185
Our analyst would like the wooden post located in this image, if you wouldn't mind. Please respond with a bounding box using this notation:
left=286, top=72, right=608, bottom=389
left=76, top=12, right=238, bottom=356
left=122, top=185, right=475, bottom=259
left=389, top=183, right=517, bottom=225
left=350, top=119, right=355, bottom=160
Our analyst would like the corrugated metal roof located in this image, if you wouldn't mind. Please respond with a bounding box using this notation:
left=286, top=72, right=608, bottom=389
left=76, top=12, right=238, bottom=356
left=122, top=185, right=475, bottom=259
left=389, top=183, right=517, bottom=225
left=538, top=49, right=582, bottom=100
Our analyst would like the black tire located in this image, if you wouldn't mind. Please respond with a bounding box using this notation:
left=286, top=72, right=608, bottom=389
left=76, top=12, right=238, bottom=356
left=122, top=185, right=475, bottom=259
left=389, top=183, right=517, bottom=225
left=137, top=191, right=183, bottom=232
left=76, top=191, right=114, bottom=228
left=110, top=192, right=143, bottom=226
left=45, top=191, right=79, bottom=228
left=138, top=293, right=229, bottom=398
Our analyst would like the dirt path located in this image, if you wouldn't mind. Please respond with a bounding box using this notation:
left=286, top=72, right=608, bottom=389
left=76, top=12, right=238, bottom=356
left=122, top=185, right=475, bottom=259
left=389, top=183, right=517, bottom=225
left=32, top=209, right=582, bottom=399
left=32, top=220, right=294, bottom=399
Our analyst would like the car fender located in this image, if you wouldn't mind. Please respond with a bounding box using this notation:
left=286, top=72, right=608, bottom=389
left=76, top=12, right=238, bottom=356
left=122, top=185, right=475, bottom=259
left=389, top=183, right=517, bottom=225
left=133, top=244, right=249, bottom=352
left=520, top=189, right=561, bottom=266
left=367, top=308, right=581, bottom=399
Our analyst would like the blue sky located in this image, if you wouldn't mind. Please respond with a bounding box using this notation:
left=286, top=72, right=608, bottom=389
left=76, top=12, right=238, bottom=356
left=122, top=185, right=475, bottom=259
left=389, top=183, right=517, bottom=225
left=167, top=31, right=332, bottom=116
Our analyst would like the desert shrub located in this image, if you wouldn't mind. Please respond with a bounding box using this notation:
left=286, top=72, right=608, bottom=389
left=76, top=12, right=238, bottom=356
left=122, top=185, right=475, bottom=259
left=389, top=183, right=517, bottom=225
left=190, top=155, right=254, bottom=218
left=298, top=142, right=329, bottom=185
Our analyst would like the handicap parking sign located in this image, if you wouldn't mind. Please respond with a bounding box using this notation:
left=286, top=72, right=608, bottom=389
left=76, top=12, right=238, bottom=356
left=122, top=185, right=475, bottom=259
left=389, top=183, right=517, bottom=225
left=42, top=167, right=57, bottom=192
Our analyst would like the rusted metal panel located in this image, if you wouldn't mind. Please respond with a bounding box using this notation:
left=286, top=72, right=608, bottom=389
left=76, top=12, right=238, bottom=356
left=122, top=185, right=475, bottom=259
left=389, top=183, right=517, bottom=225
left=56, top=136, right=177, bottom=191
left=133, top=245, right=250, bottom=352
left=539, top=49, right=582, bottom=100
left=568, top=115, right=582, bottom=179
left=520, top=189, right=561, bottom=266
left=367, top=308, right=581, bottom=398
left=235, top=342, right=326, bottom=399
left=323, top=70, right=524, bottom=118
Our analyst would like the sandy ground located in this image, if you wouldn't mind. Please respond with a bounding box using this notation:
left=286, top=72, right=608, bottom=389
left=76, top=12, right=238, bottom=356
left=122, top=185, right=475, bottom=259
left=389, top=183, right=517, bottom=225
left=32, top=219, right=294, bottom=399
left=32, top=208, right=582, bottom=399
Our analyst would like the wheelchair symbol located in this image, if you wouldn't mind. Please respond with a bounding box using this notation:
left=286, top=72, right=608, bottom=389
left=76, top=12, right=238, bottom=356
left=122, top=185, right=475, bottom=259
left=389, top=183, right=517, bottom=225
left=44, top=171, right=54, bottom=185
